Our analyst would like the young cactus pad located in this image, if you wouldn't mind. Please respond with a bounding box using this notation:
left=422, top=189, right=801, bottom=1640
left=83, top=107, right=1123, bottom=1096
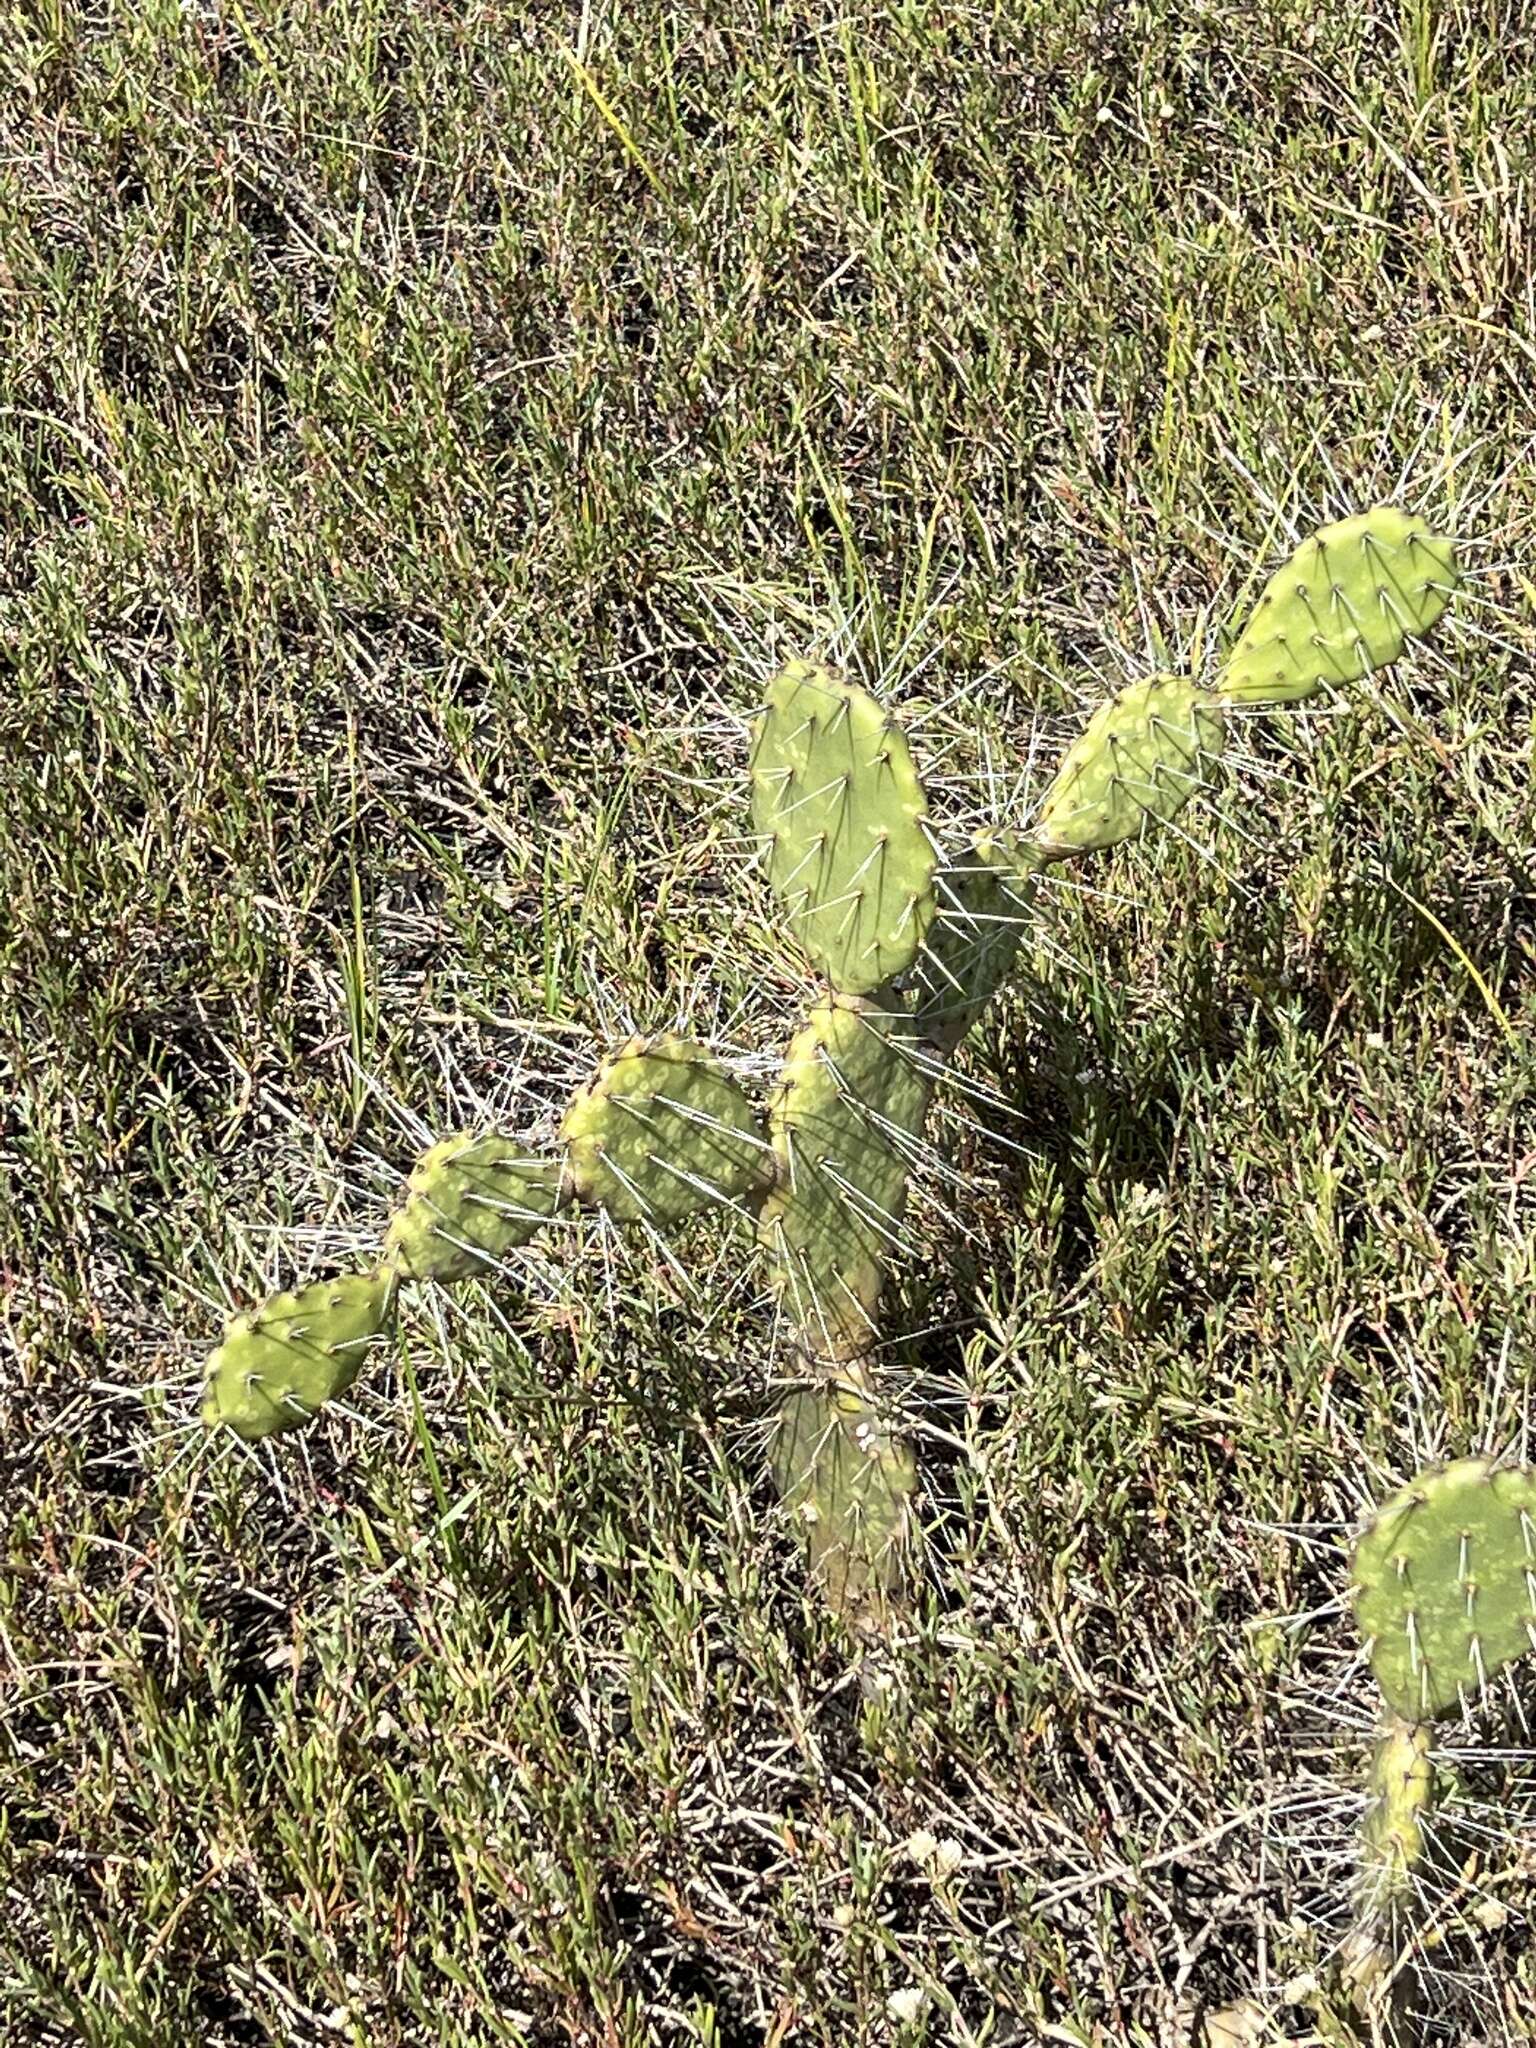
left=1350, top=1457, right=1536, bottom=1720
left=201, top=1268, right=396, bottom=1439
left=1033, top=674, right=1224, bottom=857
left=770, top=1380, right=917, bottom=1621
left=1340, top=1714, right=1438, bottom=1999
left=560, top=1034, right=768, bottom=1223
left=749, top=660, right=938, bottom=995
left=1219, top=506, right=1458, bottom=705
left=1359, top=1714, right=1435, bottom=1910
left=910, top=833, right=1041, bottom=1055
left=384, top=1133, right=566, bottom=1282
left=759, top=997, right=932, bottom=1364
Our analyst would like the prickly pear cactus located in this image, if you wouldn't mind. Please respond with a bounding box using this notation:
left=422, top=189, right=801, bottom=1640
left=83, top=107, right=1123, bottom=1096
left=561, top=1034, right=768, bottom=1223
left=1336, top=1457, right=1536, bottom=2023
left=1339, top=1714, right=1437, bottom=2005
left=1034, top=674, right=1224, bottom=856
left=385, top=1133, right=566, bottom=1282
left=188, top=501, right=1468, bottom=1658
left=770, top=1378, right=917, bottom=1624
left=1358, top=1714, right=1435, bottom=1907
left=759, top=996, right=932, bottom=1366
left=200, top=1269, right=397, bottom=1439
left=1219, top=507, right=1457, bottom=705
left=1351, top=1456, right=1536, bottom=1720
left=749, top=660, right=938, bottom=994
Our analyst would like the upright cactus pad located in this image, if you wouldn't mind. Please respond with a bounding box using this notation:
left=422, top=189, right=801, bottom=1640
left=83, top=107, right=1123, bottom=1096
left=1350, top=1457, right=1536, bottom=1720
left=1340, top=1714, right=1437, bottom=2000
left=749, top=660, right=938, bottom=994
left=1034, top=674, right=1224, bottom=857
left=911, top=833, right=1040, bottom=1054
left=201, top=1268, right=396, bottom=1439
left=770, top=1380, right=917, bottom=1622
left=384, top=1133, right=566, bottom=1282
left=759, top=996, right=931, bottom=1364
left=561, top=1034, right=768, bottom=1224
left=1219, top=506, right=1458, bottom=705
left=1359, top=1715, right=1435, bottom=1904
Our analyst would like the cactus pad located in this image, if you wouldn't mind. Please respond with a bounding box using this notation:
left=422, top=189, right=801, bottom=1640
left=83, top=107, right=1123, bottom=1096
left=771, top=1380, right=917, bottom=1622
left=759, top=996, right=931, bottom=1364
left=1360, top=1714, right=1434, bottom=1900
left=561, top=1034, right=767, bottom=1224
left=1220, top=507, right=1458, bottom=705
left=911, top=834, right=1040, bottom=1053
left=1351, top=1457, right=1536, bottom=1720
left=1034, top=674, right=1224, bottom=857
left=201, top=1268, right=396, bottom=1439
left=1340, top=1714, right=1438, bottom=1999
left=750, top=660, right=938, bottom=994
left=385, top=1133, right=566, bottom=1282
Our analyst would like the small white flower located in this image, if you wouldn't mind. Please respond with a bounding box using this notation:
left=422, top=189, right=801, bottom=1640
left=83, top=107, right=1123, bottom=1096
left=933, top=1837, right=965, bottom=1876
left=904, top=1827, right=938, bottom=1865
left=888, top=1986, right=926, bottom=2024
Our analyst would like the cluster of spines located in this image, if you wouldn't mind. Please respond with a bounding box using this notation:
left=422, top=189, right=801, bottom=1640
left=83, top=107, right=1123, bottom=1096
left=196, top=504, right=1460, bottom=1636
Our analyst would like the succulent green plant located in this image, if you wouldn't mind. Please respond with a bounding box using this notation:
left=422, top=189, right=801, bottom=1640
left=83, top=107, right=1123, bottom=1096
left=192, top=503, right=1462, bottom=1632
left=200, top=1269, right=398, bottom=1440
left=759, top=993, right=932, bottom=1367
left=384, top=1133, right=567, bottom=1283
left=1218, top=507, right=1458, bottom=706
left=1034, top=673, right=1224, bottom=857
left=749, top=658, right=938, bottom=994
left=1352, top=1456, right=1536, bottom=1722
left=1337, top=1458, right=1536, bottom=2025
left=561, top=1034, right=769, bottom=1223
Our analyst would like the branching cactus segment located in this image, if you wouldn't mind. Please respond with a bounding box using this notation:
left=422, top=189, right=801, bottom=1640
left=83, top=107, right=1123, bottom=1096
left=771, top=1380, right=917, bottom=1625
left=750, top=660, right=938, bottom=994
left=1340, top=1714, right=1436, bottom=2002
left=760, top=996, right=932, bottom=1368
left=200, top=1269, right=397, bottom=1439
left=385, top=1133, right=567, bottom=1282
left=1034, top=674, right=1225, bottom=857
left=1351, top=1456, right=1536, bottom=1721
left=1340, top=1458, right=1536, bottom=2014
left=561, top=1034, right=768, bottom=1223
left=1219, top=507, right=1458, bottom=705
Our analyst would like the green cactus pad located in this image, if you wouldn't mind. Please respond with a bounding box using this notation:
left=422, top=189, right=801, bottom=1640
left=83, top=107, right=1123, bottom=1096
left=911, top=833, right=1041, bottom=1053
left=749, top=660, right=938, bottom=995
left=384, top=1133, right=566, bottom=1283
left=1351, top=1457, right=1536, bottom=1720
left=1360, top=1714, right=1434, bottom=1900
left=770, top=1380, right=917, bottom=1623
left=1219, top=507, right=1458, bottom=705
left=561, top=1034, right=768, bottom=1224
left=200, top=1268, right=396, bottom=1439
left=1340, top=1714, right=1438, bottom=1998
left=759, top=996, right=931, bottom=1364
left=1034, top=674, right=1224, bottom=857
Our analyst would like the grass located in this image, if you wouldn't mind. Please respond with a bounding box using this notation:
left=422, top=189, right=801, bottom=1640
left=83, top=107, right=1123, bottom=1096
left=3, top=2, right=1535, bottom=2043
